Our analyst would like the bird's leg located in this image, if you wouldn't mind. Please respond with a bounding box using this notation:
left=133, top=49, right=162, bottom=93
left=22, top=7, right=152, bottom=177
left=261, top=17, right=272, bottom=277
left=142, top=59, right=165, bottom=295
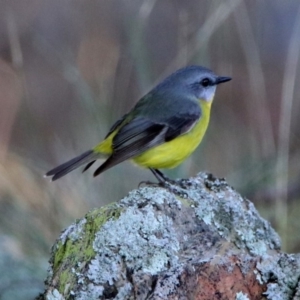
left=138, top=168, right=160, bottom=187
left=138, top=168, right=189, bottom=198
left=149, top=168, right=164, bottom=184
left=150, top=168, right=177, bottom=185
left=138, top=168, right=173, bottom=187
left=149, top=168, right=189, bottom=198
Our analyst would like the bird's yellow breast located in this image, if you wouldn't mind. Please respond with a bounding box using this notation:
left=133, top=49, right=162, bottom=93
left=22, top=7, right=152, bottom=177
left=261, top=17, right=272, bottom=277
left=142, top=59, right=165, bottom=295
left=133, top=100, right=212, bottom=169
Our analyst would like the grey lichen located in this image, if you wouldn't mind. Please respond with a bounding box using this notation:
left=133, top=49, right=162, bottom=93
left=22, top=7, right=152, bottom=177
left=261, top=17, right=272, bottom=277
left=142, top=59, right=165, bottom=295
left=76, top=283, right=104, bottom=300
left=257, top=253, right=300, bottom=299
left=235, top=291, right=250, bottom=300
left=45, top=289, right=64, bottom=300
left=60, top=219, right=86, bottom=244
left=80, top=188, right=182, bottom=298
left=193, top=173, right=280, bottom=256
left=92, top=207, right=179, bottom=274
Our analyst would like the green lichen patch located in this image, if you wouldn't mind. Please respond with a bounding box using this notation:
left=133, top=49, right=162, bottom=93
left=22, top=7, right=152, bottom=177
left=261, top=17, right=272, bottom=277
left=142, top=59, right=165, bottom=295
left=84, top=204, right=122, bottom=253
left=50, top=203, right=122, bottom=296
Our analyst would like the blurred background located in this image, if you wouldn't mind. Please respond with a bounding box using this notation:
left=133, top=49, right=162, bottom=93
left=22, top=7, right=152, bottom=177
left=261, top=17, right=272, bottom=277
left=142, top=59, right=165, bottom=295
left=1, top=0, right=300, bottom=298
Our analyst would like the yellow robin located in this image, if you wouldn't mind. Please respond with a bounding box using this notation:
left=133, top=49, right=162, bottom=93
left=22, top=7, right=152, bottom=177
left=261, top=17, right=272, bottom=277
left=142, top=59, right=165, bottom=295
left=46, top=65, right=231, bottom=183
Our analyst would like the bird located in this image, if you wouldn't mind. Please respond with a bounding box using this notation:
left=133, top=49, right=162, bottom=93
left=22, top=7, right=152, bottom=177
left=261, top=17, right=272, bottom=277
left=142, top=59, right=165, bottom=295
left=45, top=65, right=231, bottom=184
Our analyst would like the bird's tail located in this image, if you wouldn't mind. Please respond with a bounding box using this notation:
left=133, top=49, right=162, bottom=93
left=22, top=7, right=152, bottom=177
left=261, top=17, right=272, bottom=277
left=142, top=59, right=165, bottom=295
left=45, top=150, right=99, bottom=181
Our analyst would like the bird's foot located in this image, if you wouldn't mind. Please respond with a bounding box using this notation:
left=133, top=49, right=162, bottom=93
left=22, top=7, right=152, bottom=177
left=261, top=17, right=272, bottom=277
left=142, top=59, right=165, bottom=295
left=137, top=169, right=189, bottom=198
left=149, top=168, right=178, bottom=184
left=160, top=180, right=189, bottom=198
left=138, top=181, right=160, bottom=188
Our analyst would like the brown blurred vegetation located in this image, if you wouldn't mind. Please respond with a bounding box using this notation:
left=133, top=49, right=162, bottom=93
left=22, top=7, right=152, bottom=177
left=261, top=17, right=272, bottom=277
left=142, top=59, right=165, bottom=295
left=0, top=0, right=300, bottom=297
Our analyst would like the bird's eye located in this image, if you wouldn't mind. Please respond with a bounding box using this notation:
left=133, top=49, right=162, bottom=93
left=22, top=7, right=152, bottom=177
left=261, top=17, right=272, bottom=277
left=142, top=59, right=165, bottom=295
left=201, top=78, right=210, bottom=87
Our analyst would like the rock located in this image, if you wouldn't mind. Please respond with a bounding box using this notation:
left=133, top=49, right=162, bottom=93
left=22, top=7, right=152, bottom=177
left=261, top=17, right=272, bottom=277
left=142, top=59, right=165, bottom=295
left=39, top=173, right=300, bottom=300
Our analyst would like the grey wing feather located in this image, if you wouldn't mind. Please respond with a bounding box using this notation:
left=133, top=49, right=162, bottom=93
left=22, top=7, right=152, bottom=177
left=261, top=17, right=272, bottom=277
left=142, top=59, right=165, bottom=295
left=165, top=114, right=199, bottom=141
left=94, top=118, right=167, bottom=176
left=104, top=113, right=129, bottom=139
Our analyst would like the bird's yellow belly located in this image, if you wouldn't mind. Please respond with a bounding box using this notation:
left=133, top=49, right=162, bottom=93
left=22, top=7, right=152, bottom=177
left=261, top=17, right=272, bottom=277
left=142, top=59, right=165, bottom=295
left=133, top=101, right=211, bottom=169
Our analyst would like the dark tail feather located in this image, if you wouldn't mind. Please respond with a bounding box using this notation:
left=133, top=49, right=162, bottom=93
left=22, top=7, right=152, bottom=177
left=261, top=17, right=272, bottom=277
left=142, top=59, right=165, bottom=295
left=82, top=160, right=96, bottom=172
left=93, top=158, right=113, bottom=177
left=45, top=150, right=98, bottom=181
left=93, top=154, right=126, bottom=177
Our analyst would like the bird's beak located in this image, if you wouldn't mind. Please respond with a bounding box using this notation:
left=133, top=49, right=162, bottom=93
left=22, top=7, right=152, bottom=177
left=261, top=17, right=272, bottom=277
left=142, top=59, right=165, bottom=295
left=216, top=76, right=231, bottom=84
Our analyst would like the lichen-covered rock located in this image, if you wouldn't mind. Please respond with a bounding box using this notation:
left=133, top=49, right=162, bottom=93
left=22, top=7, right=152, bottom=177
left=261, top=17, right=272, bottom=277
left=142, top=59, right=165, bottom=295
left=40, top=173, right=300, bottom=300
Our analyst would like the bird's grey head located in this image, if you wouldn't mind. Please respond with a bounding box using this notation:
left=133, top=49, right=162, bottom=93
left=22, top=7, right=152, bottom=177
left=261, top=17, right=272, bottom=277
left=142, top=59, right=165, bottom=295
left=156, top=65, right=231, bottom=102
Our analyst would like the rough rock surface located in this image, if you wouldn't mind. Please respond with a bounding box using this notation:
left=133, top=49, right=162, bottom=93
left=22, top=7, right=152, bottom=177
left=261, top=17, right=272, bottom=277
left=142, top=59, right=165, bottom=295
left=39, top=173, right=300, bottom=300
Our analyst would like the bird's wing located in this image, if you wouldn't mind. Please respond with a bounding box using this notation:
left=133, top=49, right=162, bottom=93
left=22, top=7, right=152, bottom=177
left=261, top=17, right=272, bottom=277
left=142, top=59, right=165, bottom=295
left=93, top=103, right=201, bottom=176
left=104, top=113, right=129, bottom=139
